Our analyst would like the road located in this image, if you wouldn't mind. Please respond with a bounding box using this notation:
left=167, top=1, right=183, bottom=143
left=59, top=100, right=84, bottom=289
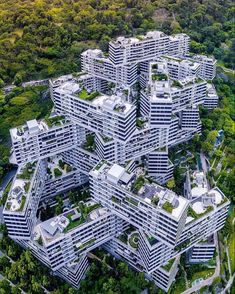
left=0, top=167, right=17, bottom=192
left=225, top=245, right=232, bottom=277
left=221, top=273, right=235, bottom=294
left=182, top=234, right=220, bottom=294
left=200, top=152, right=209, bottom=173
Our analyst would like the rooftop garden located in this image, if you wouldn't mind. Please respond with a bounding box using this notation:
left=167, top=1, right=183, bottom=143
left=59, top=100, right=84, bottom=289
left=78, top=89, right=100, bottom=101
left=152, top=73, right=168, bottom=81
left=64, top=203, right=101, bottom=233
left=113, top=104, right=123, bottom=112
left=95, top=160, right=106, bottom=171
left=162, top=258, right=175, bottom=272
left=17, top=162, right=36, bottom=180
left=118, top=227, right=139, bottom=249
left=100, top=134, right=112, bottom=143
left=187, top=205, right=214, bottom=221
left=118, top=233, right=128, bottom=244
left=58, top=159, right=73, bottom=173
left=147, top=235, right=158, bottom=246
left=78, top=238, right=96, bottom=250
left=128, top=232, right=139, bottom=249
left=125, top=197, right=138, bottom=206
left=47, top=159, right=73, bottom=178
left=44, top=115, right=65, bottom=127
left=133, top=176, right=145, bottom=192
left=162, top=201, right=174, bottom=213
left=136, top=118, right=146, bottom=128
left=18, top=195, right=26, bottom=211
left=84, top=134, right=96, bottom=152
left=53, top=168, right=62, bottom=178
left=24, top=182, right=30, bottom=192
left=172, top=80, right=183, bottom=88
left=151, top=197, right=159, bottom=207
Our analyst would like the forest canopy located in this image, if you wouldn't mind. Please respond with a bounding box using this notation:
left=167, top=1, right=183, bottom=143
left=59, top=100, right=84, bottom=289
left=0, top=0, right=234, bottom=85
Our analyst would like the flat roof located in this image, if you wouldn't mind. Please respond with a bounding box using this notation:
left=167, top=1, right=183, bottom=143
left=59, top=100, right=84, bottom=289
left=107, top=164, right=125, bottom=180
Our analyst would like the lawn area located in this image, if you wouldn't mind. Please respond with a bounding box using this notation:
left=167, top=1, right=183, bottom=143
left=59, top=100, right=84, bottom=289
left=228, top=232, right=235, bottom=274
left=78, top=89, right=100, bottom=101
left=227, top=207, right=235, bottom=274
left=189, top=269, right=214, bottom=286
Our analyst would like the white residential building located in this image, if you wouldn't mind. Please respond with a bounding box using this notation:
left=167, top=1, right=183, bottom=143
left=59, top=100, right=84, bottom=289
left=3, top=31, right=227, bottom=292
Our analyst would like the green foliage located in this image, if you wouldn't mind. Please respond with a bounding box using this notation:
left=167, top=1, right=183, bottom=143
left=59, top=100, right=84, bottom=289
left=0, top=85, right=53, bottom=183
left=162, top=201, right=174, bottom=213
left=84, top=134, right=96, bottom=151
left=54, top=168, right=62, bottom=178
left=152, top=73, right=168, bottom=81
left=167, top=179, right=175, bottom=189
left=201, top=78, right=235, bottom=202
left=0, top=0, right=233, bottom=85
left=133, top=176, right=145, bottom=191
left=77, top=259, right=150, bottom=294
left=78, top=89, right=100, bottom=101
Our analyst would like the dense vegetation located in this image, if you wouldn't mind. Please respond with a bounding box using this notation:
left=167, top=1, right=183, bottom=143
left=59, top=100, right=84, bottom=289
left=0, top=0, right=234, bottom=85
left=0, top=86, right=52, bottom=181
left=0, top=225, right=159, bottom=294
left=200, top=77, right=235, bottom=202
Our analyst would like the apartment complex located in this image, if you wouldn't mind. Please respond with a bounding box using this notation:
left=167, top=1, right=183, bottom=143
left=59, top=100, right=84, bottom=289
left=4, top=31, right=227, bottom=292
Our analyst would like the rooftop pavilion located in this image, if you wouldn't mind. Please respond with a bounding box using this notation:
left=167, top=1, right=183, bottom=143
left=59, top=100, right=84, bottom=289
left=164, top=55, right=200, bottom=69
left=191, top=171, right=208, bottom=198
left=57, top=81, right=134, bottom=114
left=10, top=115, right=68, bottom=142
left=192, top=54, right=216, bottom=63
left=4, top=161, right=37, bottom=212
left=110, top=31, right=168, bottom=46
left=34, top=201, right=106, bottom=244
left=170, top=76, right=205, bottom=88
left=186, top=187, right=228, bottom=224
left=92, top=162, right=189, bottom=220
left=50, top=72, right=91, bottom=87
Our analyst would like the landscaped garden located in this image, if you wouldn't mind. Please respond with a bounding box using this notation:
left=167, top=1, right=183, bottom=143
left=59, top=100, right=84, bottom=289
left=78, top=89, right=100, bottom=101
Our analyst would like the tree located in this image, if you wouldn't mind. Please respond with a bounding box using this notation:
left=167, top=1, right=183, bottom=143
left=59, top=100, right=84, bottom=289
left=207, top=130, right=218, bottom=145
left=0, top=256, right=11, bottom=271
left=215, top=149, right=223, bottom=158
left=0, top=280, right=11, bottom=292
left=167, top=179, right=175, bottom=189
left=202, top=141, right=213, bottom=155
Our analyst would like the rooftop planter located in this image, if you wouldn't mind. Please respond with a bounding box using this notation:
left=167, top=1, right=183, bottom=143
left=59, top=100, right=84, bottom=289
left=84, top=134, right=96, bottom=152
left=17, top=195, right=26, bottom=211
left=162, top=201, right=174, bottom=213
left=128, top=232, right=139, bottom=249
left=152, top=73, right=168, bottom=81
left=162, top=258, right=175, bottom=271
left=44, top=115, right=65, bottom=127
left=54, top=168, right=62, bottom=178
left=187, top=205, right=214, bottom=221
left=133, top=176, right=145, bottom=191
left=17, top=162, right=36, bottom=180
left=64, top=203, right=101, bottom=233
left=78, top=89, right=100, bottom=101
left=172, top=80, right=183, bottom=88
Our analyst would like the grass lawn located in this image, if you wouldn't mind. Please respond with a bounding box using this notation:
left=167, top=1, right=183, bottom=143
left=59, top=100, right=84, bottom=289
left=189, top=269, right=214, bottom=286
left=228, top=233, right=235, bottom=274
left=227, top=207, right=235, bottom=274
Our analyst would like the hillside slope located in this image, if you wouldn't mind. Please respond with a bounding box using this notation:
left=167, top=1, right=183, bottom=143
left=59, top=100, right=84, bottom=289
left=0, top=0, right=234, bottom=84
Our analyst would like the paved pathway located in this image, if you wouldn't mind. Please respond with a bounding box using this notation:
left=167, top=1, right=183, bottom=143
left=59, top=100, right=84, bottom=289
left=225, top=244, right=232, bottom=277
left=221, top=273, right=235, bottom=294
left=182, top=234, right=220, bottom=294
